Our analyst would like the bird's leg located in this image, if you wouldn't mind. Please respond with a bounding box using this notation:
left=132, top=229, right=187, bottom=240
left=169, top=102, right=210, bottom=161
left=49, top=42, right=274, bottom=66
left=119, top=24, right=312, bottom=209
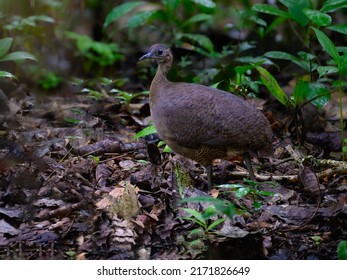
left=243, top=152, right=256, bottom=181
left=205, top=164, right=213, bottom=190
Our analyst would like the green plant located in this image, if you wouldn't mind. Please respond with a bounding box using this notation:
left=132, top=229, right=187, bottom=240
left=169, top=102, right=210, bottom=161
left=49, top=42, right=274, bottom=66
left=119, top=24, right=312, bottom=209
left=134, top=124, right=157, bottom=139
left=180, top=196, right=237, bottom=220
left=251, top=1, right=346, bottom=156
left=65, top=31, right=124, bottom=75
left=178, top=203, right=227, bottom=258
left=113, top=89, right=149, bottom=106
left=343, top=139, right=347, bottom=154
left=337, top=240, right=347, bottom=260
left=39, top=71, right=62, bottom=90
left=181, top=206, right=226, bottom=233
left=311, top=235, right=322, bottom=248
left=104, top=0, right=216, bottom=56
left=0, top=37, right=36, bottom=79
left=218, top=179, right=275, bottom=211
left=3, top=15, right=54, bottom=32
left=65, top=250, right=77, bottom=260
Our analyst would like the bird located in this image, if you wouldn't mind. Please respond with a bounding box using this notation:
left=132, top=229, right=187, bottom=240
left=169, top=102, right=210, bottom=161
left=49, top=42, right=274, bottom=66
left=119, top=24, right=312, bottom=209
left=139, top=44, right=273, bottom=189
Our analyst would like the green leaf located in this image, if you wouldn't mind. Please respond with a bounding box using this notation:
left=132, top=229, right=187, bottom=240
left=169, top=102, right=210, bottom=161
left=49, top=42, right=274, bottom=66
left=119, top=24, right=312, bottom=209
left=280, top=0, right=311, bottom=27
left=321, top=0, right=347, bottom=12
left=213, top=200, right=236, bottom=219
left=0, top=37, right=13, bottom=58
left=317, top=66, right=339, bottom=77
left=202, top=205, right=217, bottom=220
left=206, top=218, right=226, bottom=232
left=327, top=24, right=347, bottom=35
left=177, top=33, right=214, bottom=53
left=234, top=187, right=250, bottom=199
left=181, top=208, right=206, bottom=227
left=304, top=9, right=331, bottom=27
left=305, top=82, right=331, bottom=108
left=182, top=14, right=212, bottom=27
left=255, top=65, right=292, bottom=107
left=293, top=80, right=308, bottom=105
left=0, top=70, right=17, bottom=80
left=265, top=51, right=313, bottom=72
left=311, top=27, right=340, bottom=65
left=252, top=4, right=289, bottom=18
left=104, top=1, right=145, bottom=27
left=234, top=65, right=254, bottom=76
left=0, top=51, right=37, bottom=62
left=337, top=240, right=347, bottom=260
left=258, top=190, right=274, bottom=196
left=191, top=0, right=216, bottom=9
left=133, top=124, right=157, bottom=140
left=265, top=51, right=298, bottom=61
left=162, top=145, right=172, bottom=153
left=294, top=81, right=330, bottom=108
left=127, top=10, right=162, bottom=30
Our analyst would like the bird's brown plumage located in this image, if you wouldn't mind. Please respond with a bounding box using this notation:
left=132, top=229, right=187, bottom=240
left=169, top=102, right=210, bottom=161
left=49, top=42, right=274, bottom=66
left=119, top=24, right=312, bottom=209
left=139, top=44, right=273, bottom=187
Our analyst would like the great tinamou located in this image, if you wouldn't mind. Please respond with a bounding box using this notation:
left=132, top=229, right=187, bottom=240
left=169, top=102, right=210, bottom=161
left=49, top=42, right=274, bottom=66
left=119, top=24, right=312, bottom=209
left=139, top=44, right=273, bottom=188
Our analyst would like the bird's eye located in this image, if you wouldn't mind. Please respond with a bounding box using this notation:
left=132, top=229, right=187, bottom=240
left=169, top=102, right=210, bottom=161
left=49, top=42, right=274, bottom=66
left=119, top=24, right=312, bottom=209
left=157, top=49, right=163, bottom=55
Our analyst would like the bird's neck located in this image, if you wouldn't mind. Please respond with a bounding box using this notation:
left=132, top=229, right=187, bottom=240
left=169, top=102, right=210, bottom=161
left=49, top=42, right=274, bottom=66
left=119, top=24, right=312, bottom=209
left=150, top=60, right=172, bottom=91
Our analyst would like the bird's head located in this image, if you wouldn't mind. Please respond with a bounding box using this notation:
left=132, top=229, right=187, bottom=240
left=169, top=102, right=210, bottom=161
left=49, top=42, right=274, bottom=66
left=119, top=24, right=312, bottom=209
left=139, top=44, right=172, bottom=63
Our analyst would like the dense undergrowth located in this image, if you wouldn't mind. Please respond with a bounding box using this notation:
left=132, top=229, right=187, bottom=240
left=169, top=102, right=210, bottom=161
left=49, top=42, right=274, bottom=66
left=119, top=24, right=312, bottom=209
left=0, top=0, right=346, bottom=260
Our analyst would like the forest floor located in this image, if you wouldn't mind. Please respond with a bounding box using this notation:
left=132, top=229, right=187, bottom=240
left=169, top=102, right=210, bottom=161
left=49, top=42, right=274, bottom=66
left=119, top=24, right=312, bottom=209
left=0, top=76, right=346, bottom=260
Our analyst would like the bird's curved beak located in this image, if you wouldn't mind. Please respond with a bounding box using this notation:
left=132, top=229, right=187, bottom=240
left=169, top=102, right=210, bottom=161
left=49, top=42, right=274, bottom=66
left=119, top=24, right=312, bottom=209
left=139, top=52, right=152, bottom=61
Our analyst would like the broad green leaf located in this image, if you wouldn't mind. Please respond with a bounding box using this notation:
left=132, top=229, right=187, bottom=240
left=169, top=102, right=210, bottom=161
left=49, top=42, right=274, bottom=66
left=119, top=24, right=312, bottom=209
left=305, top=82, right=331, bottom=108
left=280, top=0, right=311, bottom=27
left=252, top=4, right=289, bottom=18
left=133, top=124, right=156, bottom=140
left=182, top=14, right=212, bottom=27
left=0, top=37, right=13, bottom=57
left=321, top=0, right=347, bottom=12
left=191, top=0, right=216, bottom=9
left=104, top=1, right=145, bottom=27
left=327, top=24, right=347, bottom=35
left=178, top=33, right=214, bottom=53
left=255, top=65, right=292, bottom=107
left=0, top=51, right=37, bottom=62
left=311, top=27, right=340, bottom=65
left=317, top=66, right=339, bottom=77
left=337, top=240, right=347, bottom=260
left=294, top=81, right=330, bottom=108
left=128, top=10, right=162, bottom=30
left=304, top=9, right=331, bottom=27
left=0, top=70, right=17, bottom=80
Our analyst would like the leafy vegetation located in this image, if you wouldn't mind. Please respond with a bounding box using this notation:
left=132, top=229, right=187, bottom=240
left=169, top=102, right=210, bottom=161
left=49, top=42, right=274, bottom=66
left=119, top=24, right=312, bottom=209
left=0, top=0, right=346, bottom=261
left=0, top=37, right=36, bottom=79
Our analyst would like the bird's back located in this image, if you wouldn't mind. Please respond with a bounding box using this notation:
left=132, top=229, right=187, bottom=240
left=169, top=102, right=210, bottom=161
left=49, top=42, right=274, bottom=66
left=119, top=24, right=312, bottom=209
left=150, top=81, right=273, bottom=163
